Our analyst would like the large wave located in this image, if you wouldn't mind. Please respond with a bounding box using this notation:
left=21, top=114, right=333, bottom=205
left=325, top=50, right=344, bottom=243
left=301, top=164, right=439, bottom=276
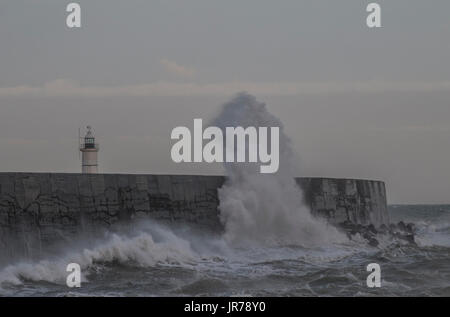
left=0, top=222, right=201, bottom=289
left=214, top=93, right=346, bottom=247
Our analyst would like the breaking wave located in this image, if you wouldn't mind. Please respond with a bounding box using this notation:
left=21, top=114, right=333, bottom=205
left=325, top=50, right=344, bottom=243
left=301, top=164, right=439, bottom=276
left=0, top=220, right=360, bottom=293
left=214, top=93, right=346, bottom=246
left=0, top=222, right=200, bottom=289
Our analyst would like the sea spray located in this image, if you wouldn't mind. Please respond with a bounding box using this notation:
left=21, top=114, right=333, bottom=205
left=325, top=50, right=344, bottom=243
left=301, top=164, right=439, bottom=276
left=0, top=221, right=199, bottom=288
left=1, top=207, right=447, bottom=296
left=214, top=93, right=346, bottom=247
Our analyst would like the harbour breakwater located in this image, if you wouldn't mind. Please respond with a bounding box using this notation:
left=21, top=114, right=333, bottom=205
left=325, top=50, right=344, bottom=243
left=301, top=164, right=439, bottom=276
left=0, top=173, right=388, bottom=261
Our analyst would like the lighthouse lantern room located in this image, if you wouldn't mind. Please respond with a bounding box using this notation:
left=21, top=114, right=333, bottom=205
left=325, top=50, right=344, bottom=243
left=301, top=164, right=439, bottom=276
left=79, top=126, right=99, bottom=173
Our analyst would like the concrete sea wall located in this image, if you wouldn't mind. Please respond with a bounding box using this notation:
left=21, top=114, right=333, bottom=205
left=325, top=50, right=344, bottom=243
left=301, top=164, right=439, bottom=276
left=0, top=173, right=388, bottom=261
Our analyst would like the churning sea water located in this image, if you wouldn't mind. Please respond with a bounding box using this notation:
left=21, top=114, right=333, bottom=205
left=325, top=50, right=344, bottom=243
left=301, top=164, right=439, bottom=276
left=0, top=204, right=449, bottom=297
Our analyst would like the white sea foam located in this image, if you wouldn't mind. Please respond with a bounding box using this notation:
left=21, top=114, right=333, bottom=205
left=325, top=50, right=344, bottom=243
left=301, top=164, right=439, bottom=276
left=0, top=223, right=198, bottom=288
left=414, top=222, right=450, bottom=247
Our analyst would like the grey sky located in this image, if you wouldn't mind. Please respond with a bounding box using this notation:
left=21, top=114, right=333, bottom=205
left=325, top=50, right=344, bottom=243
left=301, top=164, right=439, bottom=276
left=0, top=0, right=449, bottom=204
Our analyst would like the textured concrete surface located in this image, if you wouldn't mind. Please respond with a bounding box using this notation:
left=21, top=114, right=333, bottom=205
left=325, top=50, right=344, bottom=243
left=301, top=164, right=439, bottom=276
left=0, top=173, right=388, bottom=261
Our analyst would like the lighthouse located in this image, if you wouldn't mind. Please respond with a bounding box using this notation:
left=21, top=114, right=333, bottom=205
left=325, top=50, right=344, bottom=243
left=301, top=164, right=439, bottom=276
left=80, top=126, right=99, bottom=173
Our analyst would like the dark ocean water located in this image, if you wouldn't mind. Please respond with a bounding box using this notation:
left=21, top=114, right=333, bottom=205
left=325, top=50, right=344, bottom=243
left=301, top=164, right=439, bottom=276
left=0, top=205, right=449, bottom=297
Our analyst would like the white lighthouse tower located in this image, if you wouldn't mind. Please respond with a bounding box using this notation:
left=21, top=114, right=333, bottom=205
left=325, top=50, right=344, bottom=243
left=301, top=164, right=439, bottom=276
left=79, top=126, right=99, bottom=173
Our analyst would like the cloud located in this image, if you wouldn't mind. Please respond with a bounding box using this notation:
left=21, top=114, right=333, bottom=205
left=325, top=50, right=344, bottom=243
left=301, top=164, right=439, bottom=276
left=160, top=58, right=196, bottom=79
left=1, top=79, right=450, bottom=98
